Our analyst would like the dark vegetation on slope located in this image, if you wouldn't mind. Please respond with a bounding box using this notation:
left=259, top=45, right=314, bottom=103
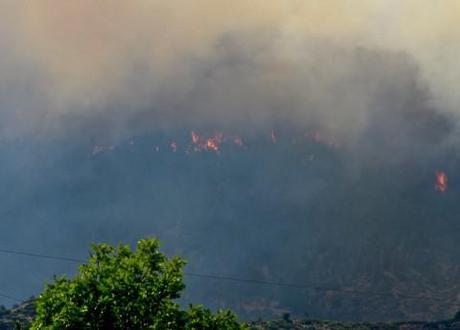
left=1, top=303, right=460, bottom=330
left=2, top=129, right=460, bottom=321
left=248, top=311, right=460, bottom=329
left=0, top=300, right=34, bottom=330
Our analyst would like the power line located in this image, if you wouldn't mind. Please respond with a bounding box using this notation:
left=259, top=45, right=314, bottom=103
left=184, top=272, right=454, bottom=303
left=0, top=247, right=458, bottom=305
left=0, top=292, right=22, bottom=303
left=0, top=248, right=84, bottom=263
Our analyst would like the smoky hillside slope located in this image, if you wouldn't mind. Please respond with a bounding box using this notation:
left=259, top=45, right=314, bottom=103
left=0, top=45, right=459, bottom=321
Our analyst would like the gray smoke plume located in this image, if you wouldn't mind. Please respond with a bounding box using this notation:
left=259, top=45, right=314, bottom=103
left=0, top=1, right=460, bottom=322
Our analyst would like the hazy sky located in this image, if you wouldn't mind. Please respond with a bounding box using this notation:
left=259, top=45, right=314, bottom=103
left=1, top=1, right=460, bottom=139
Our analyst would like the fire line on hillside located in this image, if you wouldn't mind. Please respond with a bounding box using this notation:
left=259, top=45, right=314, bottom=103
left=435, top=171, right=448, bottom=193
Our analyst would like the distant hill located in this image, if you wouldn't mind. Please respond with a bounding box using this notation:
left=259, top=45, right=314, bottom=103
left=0, top=300, right=34, bottom=330
left=248, top=317, right=460, bottom=330
left=1, top=300, right=459, bottom=330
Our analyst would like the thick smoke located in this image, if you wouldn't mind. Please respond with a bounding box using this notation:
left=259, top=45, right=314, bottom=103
left=1, top=1, right=460, bottom=138
left=0, top=0, right=460, bottom=322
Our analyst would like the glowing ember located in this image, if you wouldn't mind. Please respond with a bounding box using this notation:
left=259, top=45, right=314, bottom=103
left=206, top=138, right=219, bottom=151
left=189, top=130, right=226, bottom=152
left=435, top=171, right=448, bottom=193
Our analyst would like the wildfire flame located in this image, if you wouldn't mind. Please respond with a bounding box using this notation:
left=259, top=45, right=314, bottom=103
left=90, top=130, right=448, bottom=195
left=206, top=138, right=219, bottom=151
left=189, top=130, right=243, bottom=153
left=435, top=171, right=447, bottom=193
left=92, top=128, right=338, bottom=157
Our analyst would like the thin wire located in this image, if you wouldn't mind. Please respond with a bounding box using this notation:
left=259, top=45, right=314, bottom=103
left=183, top=272, right=454, bottom=303
left=0, top=248, right=84, bottom=263
left=0, top=292, right=22, bottom=303
left=0, top=247, right=459, bottom=305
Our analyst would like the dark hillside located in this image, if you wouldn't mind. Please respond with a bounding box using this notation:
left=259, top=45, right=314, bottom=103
left=1, top=301, right=459, bottom=330
left=0, top=300, right=34, bottom=330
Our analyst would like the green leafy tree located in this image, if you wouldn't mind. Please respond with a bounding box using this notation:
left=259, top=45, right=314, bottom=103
left=454, top=310, right=460, bottom=321
left=31, top=238, right=245, bottom=330
left=0, top=305, right=8, bottom=318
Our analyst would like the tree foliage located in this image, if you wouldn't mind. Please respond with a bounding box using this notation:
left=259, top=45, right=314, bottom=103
left=31, top=238, right=245, bottom=330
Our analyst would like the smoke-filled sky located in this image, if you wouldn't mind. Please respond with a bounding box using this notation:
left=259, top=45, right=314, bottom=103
left=1, top=1, right=460, bottom=139
left=1, top=1, right=460, bottom=321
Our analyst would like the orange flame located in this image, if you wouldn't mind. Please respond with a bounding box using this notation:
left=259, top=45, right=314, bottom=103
left=189, top=130, right=224, bottom=152
left=92, top=129, right=343, bottom=156
left=206, top=138, right=219, bottom=151
left=435, top=171, right=447, bottom=193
